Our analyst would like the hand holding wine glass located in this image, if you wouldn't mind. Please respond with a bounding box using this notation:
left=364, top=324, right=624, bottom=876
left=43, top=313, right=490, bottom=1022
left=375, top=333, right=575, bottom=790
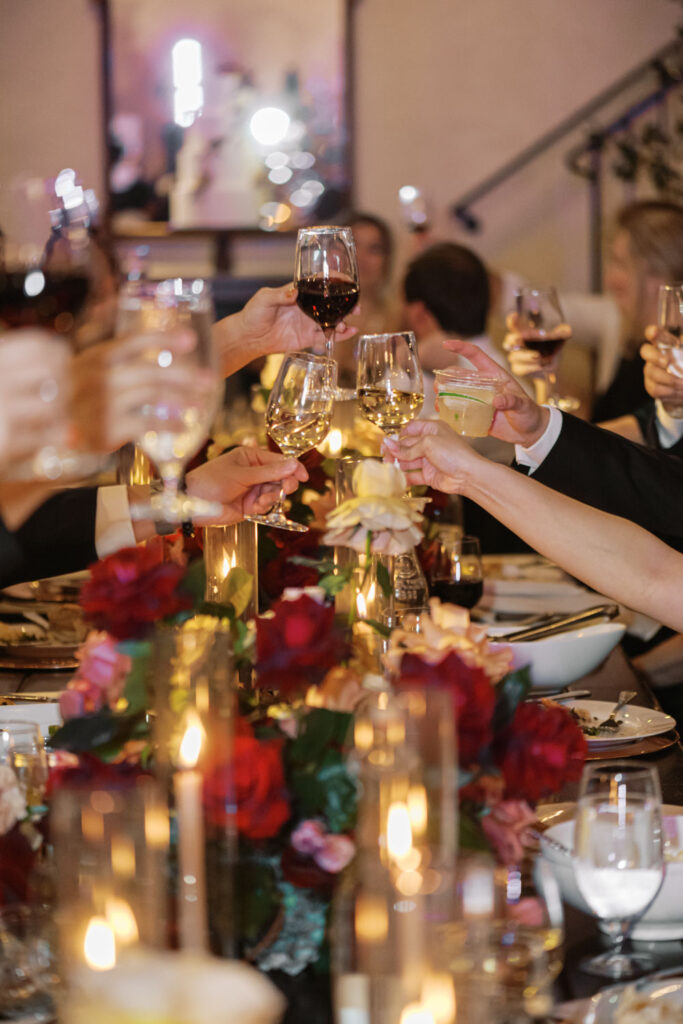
left=247, top=351, right=336, bottom=533
left=357, top=331, right=424, bottom=435
left=573, top=761, right=664, bottom=979
left=115, top=278, right=224, bottom=524
left=295, top=226, right=359, bottom=368
left=510, top=287, right=575, bottom=410
left=653, top=284, right=683, bottom=416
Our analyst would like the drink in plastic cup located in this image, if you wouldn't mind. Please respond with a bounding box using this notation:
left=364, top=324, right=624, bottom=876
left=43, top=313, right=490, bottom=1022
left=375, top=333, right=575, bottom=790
left=434, top=369, right=504, bottom=437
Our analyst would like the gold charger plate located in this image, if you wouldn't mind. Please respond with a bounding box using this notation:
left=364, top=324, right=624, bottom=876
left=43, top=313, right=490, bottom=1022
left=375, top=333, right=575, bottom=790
left=0, top=642, right=79, bottom=670
left=584, top=729, right=680, bottom=760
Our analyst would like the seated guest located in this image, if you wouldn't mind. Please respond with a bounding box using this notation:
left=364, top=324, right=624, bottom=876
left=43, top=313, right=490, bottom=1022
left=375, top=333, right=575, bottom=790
left=505, top=200, right=683, bottom=432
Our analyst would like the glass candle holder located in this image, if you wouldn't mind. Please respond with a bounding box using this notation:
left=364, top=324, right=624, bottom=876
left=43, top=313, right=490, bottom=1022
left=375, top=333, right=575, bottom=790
left=203, top=521, right=258, bottom=618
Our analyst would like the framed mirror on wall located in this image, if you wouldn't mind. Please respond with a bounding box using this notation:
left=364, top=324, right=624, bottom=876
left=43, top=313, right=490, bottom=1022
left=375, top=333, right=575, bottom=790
left=97, top=0, right=355, bottom=235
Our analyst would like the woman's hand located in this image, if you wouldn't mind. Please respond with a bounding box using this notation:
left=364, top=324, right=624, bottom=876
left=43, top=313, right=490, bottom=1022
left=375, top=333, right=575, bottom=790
left=213, top=283, right=357, bottom=376
left=641, top=326, right=683, bottom=406
left=186, top=445, right=309, bottom=525
left=442, top=339, right=550, bottom=446
left=383, top=419, right=482, bottom=494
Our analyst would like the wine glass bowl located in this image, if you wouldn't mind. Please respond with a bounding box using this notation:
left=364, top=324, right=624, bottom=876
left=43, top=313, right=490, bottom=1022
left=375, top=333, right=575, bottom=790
left=356, top=331, right=424, bottom=435
left=514, top=286, right=576, bottom=410
left=248, top=351, right=336, bottom=533
left=573, top=761, right=664, bottom=979
left=656, top=283, right=683, bottom=417
left=295, top=226, right=359, bottom=363
left=428, top=534, right=483, bottom=610
left=116, top=277, right=223, bottom=524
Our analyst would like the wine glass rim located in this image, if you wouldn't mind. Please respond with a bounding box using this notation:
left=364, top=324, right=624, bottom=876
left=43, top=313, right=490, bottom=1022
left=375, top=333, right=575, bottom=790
left=435, top=368, right=505, bottom=386
left=358, top=331, right=417, bottom=344
left=297, top=225, right=353, bottom=236
left=287, top=350, right=336, bottom=366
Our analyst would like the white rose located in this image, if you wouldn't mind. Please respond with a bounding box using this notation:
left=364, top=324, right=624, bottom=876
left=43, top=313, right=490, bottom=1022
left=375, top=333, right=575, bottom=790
left=352, top=459, right=406, bottom=499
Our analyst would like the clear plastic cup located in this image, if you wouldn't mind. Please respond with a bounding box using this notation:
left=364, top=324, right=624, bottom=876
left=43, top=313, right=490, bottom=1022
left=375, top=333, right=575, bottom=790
left=434, top=369, right=504, bottom=438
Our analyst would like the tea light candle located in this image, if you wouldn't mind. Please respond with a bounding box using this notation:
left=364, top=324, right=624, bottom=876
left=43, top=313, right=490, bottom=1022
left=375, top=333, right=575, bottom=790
left=174, top=716, right=208, bottom=952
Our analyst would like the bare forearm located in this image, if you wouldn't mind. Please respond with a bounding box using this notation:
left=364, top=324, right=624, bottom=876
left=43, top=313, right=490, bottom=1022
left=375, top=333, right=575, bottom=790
left=462, top=459, right=683, bottom=629
left=212, top=312, right=262, bottom=378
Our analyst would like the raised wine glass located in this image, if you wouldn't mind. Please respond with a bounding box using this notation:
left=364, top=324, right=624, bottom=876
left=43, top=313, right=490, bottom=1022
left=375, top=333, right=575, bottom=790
left=514, top=286, right=578, bottom=411
left=116, top=278, right=224, bottom=524
left=573, top=761, right=664, bottom=979
left=356, top=331, right=424, bottom=436
left=655, top=283, right=683, bottom=416
left=247, top=351, right=336, bottom=533
left=295, top=226, right=359, bottom=375
left=0, top=173, right=104, bottom=481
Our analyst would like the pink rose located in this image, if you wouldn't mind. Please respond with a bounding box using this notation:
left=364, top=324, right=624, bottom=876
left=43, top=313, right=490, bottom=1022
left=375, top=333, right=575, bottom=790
left=290, top=819, right=327, bottom=855
left=59, top=687, right=86, bottom=720
left=60, top=632, right=132, bottom=719
left=481, top=800, right=537, bottom=866
left=314, top=834, right=355, bottom=874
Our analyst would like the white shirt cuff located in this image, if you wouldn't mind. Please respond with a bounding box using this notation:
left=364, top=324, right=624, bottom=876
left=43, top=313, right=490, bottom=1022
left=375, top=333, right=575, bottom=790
left=95, top=485, right=136, bottom=558
left=655, top=399, right=683, bottom=449
left=514, top=406, right=563, bottom=474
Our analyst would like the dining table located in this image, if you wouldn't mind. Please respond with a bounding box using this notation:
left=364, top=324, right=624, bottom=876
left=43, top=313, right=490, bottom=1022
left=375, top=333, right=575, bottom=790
left=1, top=613, right=682, bottom=1022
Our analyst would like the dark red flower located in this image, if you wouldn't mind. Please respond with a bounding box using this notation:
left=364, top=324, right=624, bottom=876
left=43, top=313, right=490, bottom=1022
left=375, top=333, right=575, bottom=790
left=256, top=595, right=349, bottom=696
left=46, top=753, right=151, bottom=799
left=260, top=528, right=324, bottom=602
left=397, top=651, right=497, bottom=765
left=281, top=845, right=336, bottom=890
left=80, top=539, right=192, bottom=639
left=492, top=701, right=587, bottom=804
left=203, top=730, right=290, bottom=840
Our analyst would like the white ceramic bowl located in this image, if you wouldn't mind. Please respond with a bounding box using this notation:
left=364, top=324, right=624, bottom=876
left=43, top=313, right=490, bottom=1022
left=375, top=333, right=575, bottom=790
left=539, top=810, right=683, bottom=941
left=489, top=621, right=626, bottom=692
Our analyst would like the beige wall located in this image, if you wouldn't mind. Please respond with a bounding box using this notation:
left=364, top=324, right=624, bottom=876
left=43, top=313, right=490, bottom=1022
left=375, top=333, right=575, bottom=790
left=1, top=0, right=680, bottom=290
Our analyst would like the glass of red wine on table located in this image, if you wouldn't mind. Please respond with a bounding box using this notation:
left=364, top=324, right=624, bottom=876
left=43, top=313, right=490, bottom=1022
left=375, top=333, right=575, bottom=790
left=295, top=226, right=359, bottom=398
left=428, top=533, right=484, bottom=610
left=514, top=285, right=579, bottom=412
left=0, top=173, right=104, bottom=481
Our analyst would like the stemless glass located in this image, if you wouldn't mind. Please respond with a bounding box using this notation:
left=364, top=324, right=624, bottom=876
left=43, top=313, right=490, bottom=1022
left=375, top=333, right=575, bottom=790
left=0, top=721, right=48, bottom=815
left=356, top=332, right=424, bottom=436
left=295, top=226, right=360, bottom=366
left=428, top=535, right=483, bottom=610
left=116, top=278, right=224, bottom=524
left=656, top=283, right=683, bottom=417
left=247, top=351, right=336, bottom=533
left=514, top=286, right=577, bottom=411
left=573, top=761, right=664, bottom=979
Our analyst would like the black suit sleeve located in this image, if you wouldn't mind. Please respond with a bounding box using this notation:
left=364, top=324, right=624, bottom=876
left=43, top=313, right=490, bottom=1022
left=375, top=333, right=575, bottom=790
left=0, top=488, right=99, bottom=587
left=531, top=413, right=683, bottom=551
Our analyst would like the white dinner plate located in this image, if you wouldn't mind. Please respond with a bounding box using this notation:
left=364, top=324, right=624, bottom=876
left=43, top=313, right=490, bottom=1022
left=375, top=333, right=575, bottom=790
left=562, top=699, right=676, bottom=747
left=588, top=974, right=683, bottom=1023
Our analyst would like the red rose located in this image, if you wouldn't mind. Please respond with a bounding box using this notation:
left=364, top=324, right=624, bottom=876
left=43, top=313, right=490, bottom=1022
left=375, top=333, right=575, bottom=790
left=492, top=701, right=587, bottom=804
left=204, top=731, right=290, bottom=840
left=397, top=650, right=497, bottom=765
left=261, top=528, right=324, bottom=602
left=80, top=540, right=192, bottom=640
left=256, top=595, right=349, bottom=697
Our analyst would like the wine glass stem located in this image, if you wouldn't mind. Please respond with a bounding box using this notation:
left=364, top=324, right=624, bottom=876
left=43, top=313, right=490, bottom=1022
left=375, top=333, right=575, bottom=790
left=324, top=327, right=335, bottom=360
left=270, top=483, right=287, bottom=516
left=159, top=463, right=184, bottom=517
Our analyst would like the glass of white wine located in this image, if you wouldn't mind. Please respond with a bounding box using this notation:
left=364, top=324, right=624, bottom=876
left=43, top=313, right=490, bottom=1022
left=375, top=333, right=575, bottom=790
left=0, top=721, right=48, bottom=815
left=356, top=332, right=424, bottom=436
left=116, top=278, right=224, bottom=524
left=248, top=351, right=336, bottom=533
left=573, top=761, right=664, bottom=979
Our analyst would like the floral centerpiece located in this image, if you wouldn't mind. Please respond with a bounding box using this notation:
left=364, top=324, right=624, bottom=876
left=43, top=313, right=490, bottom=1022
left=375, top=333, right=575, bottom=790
left=38, top=456, right=587, bottom=978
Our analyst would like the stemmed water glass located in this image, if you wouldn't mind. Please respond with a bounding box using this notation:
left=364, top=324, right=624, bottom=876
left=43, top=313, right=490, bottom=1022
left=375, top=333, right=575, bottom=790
left=356, top=331, right=424, bottom=436
left=573, top=761, right=664, bottom=978
left=295, top=226, right=360, bottom=370
left=514, top=286, right=577, bottom=411
left=247, top=351, right=336, bottom=533
left=115, top=278, right=224, bottom=524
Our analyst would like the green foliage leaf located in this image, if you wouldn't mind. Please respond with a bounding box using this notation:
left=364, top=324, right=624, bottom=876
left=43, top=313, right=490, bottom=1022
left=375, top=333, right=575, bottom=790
left=491, top=665, right=532, bottom=733
left=179, top=558, right=207, bottom=606
left=459, top=808, right=491, bottom=853
left=48, top=709, right=147, bottom=754
left=289, top=707, right=353, bottom=762
left=376, top=560, right=393, bottom=599
left=286, top=708, right=357, bottom=832
left=364, top=618, right=391, bottom=638
left=236, top=860, right=281, bottom=947
left=222, top=566, right=254, bottom=618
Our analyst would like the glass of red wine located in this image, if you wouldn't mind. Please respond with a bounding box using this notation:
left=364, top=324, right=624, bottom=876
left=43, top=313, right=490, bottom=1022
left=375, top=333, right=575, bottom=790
left=428, top=533, right=483, bottom=610
left=295, top=226, right=359, bottom=392
left=0, top=173, right=103, bottom=480
left=514, top=286, right=577, bottom=410
left=656, top=284, right=683, bottom=417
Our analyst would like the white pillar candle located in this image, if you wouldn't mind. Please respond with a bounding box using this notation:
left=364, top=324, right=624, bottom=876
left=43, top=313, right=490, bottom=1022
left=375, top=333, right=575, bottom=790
left=174, top=720, right=208, bottom=952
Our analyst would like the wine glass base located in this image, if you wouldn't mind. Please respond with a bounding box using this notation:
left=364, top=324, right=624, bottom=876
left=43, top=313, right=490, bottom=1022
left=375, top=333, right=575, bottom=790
left=246, top=512, right=308, bottom=533
left=578, top=949, right=657, bottom=979
left=130, top=494, right=223, bottom=524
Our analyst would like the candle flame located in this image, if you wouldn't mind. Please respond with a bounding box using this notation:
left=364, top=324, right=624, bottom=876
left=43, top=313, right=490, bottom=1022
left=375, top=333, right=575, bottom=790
left=356, top=591, right=367, bottom=618
left=421, top=974, right=456, bottom=1024
left=105, top=897, right=139, bottom=945
left=399, top=1004, right=435, bottom=1024
left=83, top=916, right=116, bottom=971
left=387, top=801, right=413, bottom=859
left=178, top=713, right=204, bottom=769
left=221, top=552, right=237, bottom=578
left=327, top=428, right=343, bottom=456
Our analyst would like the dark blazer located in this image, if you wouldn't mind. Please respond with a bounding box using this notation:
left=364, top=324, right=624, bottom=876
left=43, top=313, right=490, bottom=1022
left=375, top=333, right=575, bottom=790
left=0, top=488, right=98, bottom=588
left=531, top=413, right=683, bottom=551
